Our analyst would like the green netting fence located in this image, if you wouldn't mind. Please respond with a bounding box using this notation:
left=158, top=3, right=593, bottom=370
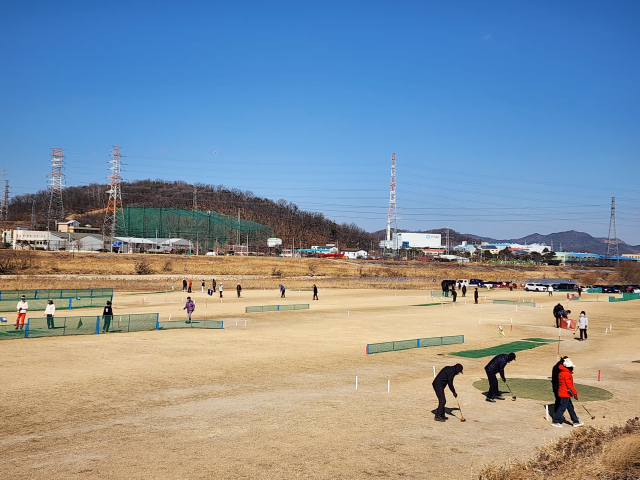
left=245, top=304, right=310, bottom=313
left=119, top=207, right=273, bottom=250
left=0, top=288, right=113, bottom=300
left=366, top=335, right=464, bottom=354
left=159, top=319, right=223, bottom=329
left=23, top=313, right=159, bottom=338
left=492, top=300, right=536, bottom=307
left=608, top=293, right=640, bottom=302
left=0, top=295, right=113, bottom=313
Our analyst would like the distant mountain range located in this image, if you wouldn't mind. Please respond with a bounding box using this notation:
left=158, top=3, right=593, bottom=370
left=376, top=228, right=640, bottom=256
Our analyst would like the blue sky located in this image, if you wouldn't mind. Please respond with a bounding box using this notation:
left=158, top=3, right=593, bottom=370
left=2, top=1, right=639, bottom=242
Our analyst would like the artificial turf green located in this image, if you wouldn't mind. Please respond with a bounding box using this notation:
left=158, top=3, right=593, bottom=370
left=412, top=303, right=447, bottom=307
left=522, top=338, right=557, bottom=343
left=450, top=340, right=549, bottom=358
left=472, top=378, right=613, bottom=402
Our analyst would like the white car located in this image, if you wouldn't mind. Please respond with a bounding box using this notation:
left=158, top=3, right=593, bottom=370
left=524, top=283, right=547, bottom=292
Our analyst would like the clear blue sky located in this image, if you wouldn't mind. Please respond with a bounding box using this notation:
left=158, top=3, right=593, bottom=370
left=2, top=1, right=639, bottom=243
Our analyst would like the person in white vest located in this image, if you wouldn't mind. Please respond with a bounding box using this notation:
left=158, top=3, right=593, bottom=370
left=15, top=295, right=28, bottom=330
left=45, top=299, right=56, bottom=329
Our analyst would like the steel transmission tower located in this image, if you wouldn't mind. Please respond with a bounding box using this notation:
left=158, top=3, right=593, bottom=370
left=102, top=146, right=126, bottom=249
left=45, top=148, right=66, bottom=230
left=385, top=153, right=398, bottom=252
left=606, top=196, right=619, bottom=263
left=0, top=169, right=8, bottom=221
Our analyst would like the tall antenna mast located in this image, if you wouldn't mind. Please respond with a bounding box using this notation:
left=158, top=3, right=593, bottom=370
left=385, top=153, right=398, bottom=251
left=0, top=169, right=8, bottom=221
left=45, top=148, right=66, bottom=230
left=102, top=146, right=126, bottom=250
left=606, top=196, right=619, bottom=264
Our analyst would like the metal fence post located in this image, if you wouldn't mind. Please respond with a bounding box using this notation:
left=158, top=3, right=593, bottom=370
left=60, top=289, right=63, bottom=298
left=35, top=289, right=38, bottom=299
left=127, top=315, right=131, bottom=332
left=156, top=313, right=160, bottom=330
left=277, top=305, right=280, bottom=311
left=25, top=318, right=29, bottom=338
left=69, top=298, right=73, bottom=309
left=96, top=316, right=100, bottom=334
left=90, top=289, right=93, bottom=298
left=462, top=335, right=465, bottom=344
left=417, top=338, right=421, bottom=348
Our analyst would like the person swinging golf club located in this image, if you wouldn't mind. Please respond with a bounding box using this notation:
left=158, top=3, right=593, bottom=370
left=432, top=363, right=463, bottom=422
left=484, top=352, right=516, bottom=402
left=551, top=358, right=584, bottom=428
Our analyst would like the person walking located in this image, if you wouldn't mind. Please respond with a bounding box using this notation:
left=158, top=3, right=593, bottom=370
left=451, top=287, right=457, bottom=303
left=184, top=296, right=195, bottom=323
left=576, top=311, right=588, bottom=341
left=219, top=284, right=223, bottom=298
left=45, top=299, right=56, bottom=329
left=474, top=288, right=479, bottom=304
left=102, top=300, right=113, bottom=333
left=280, top=284, right=285, bottom=298
left=212, top=278, right=216, bottom=293
left=15, top=295, right=28, bottom=330
left=484, top=353, right=516, bottom=402
left=236, top=283, right=242, bottom=298
left=461, top=285, right=467, bottom=297
left=548, top=285, right=554, bottom=296
left=552, top=356, right=569, bottom=416
left=312, top=284, right=318, bottom=300
left=188, top=279, right=192, bottom=293
left=551, top=358, right=583, bottom=428
left=201, top=279, right=205, bottom=293
left=432, top=363, right=464, bottom=422
left=182, top=278, right=187, bottom=292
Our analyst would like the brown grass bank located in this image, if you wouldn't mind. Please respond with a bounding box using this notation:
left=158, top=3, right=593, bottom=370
left=479, top=417, right=640, bottom=480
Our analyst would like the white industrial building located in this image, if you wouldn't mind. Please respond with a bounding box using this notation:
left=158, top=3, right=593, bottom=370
left=379, top=232, right=442, bottom=250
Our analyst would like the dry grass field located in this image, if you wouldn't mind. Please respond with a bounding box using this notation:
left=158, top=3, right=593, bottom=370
left=0, top=250, right=620, bottom=292
left=0, top=279, right=638, bottom=479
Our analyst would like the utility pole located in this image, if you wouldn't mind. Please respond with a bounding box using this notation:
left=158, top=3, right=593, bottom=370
left=237, top=208, right=241, bottom=247
left=102, top=146, right=126, bottom=252
left=446, top=226, right=450, bottom=255
left=606, top=196, right=619, bottom=264
left=44, top=148, right=66, bottom=230
left=192, top=184, right=197, bottom=254
left=385, top=153, right=398, bottom=254
left=30, top=200, right=36, bottom=230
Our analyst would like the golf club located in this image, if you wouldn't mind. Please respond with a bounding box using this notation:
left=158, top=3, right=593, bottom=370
left=456, top=399, right=466, bottom=422
left=576, top=398, right=596, bottom=419
left=503, top=380, right=517, bottom=401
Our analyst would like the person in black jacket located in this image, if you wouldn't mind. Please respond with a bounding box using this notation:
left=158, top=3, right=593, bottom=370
left=462, top=285, right=467, bottom=297
left=484, top=352, right=516, bottom=402
left=212, top=278, right=216, bottom=293
left=102, top=300, right=113, bottom=333
left=474, top=288, right=479, bottom=304
left=432, top=364, right=464, bottom=422
left=312, top=284, right=318, bottom=300
left=236, top=283, right=242, bottom=298
left=553, top=303, right=565, bottom=328
left=451, top=287, right=457, bottom=303
left=552, top=356, right=569, bottom=415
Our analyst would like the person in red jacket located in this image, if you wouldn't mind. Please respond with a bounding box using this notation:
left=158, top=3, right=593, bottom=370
left=551, top=358, right=584, bottom=428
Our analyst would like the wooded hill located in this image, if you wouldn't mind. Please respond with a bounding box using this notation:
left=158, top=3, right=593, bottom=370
left=9, top=180, right=377, bottom=249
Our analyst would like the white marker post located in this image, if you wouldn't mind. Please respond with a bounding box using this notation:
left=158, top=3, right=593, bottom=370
left=348, top=310, right=350, bottom=316
left=433, top=366, right=436, bottom=378
left=387, top=380, right=390, bottom=393
left=355, top=376, right=358, bottom=391
left=610, top=324, right=612, bottom=331
left=545, top=405, right=549, bottom=421
left=169, top=314, right=172, bottom=321
left=245, top=320, right=247, bottom=328
left=479, top=318, right=481, bottom=324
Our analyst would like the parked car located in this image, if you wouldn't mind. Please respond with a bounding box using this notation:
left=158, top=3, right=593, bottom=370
left=456, top=279, right=470, bottom=288
left=524, top=283, right=547, bottom=292
left=469, top=278, right=484, bottom=287
left=601, top=285, right=616, bottom=293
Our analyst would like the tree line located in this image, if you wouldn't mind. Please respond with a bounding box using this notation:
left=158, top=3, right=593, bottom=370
left=9, top=180, right=378, bottom=249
